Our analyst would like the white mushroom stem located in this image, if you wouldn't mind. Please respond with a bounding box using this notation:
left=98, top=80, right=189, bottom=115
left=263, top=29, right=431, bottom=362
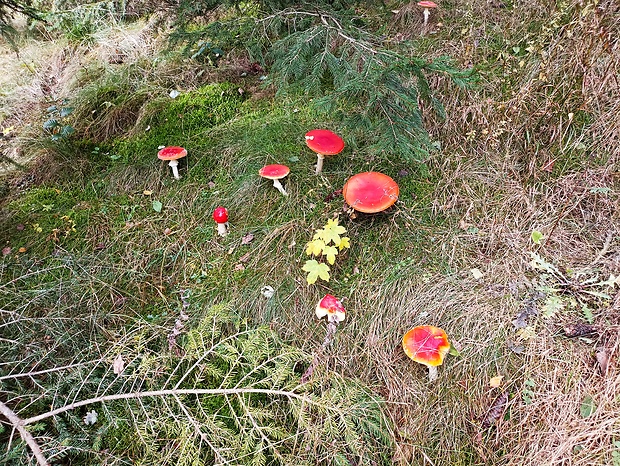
left=216, top=222, right=229, bottom=236
left=423, top=8, right=430, bottom=25
left=428, top=365, right=439, bottom=382
left=168, top=160, right=180, bottom=180
left=300, top=315, right=339, bottom=383
left=315, top=153, right=325, bottom=175
left=272, top=179, right=288, bottom=196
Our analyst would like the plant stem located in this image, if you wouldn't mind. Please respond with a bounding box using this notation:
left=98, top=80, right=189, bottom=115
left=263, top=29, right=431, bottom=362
left=301, top=317, right=338, bottom=383
left=0, top=400, right=50, bottom=466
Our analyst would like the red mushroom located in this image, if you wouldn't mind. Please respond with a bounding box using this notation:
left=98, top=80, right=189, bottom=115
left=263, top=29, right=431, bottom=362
left=342, top=172, right=399, bottom=214
left=157, top=146, right=187, bottom=180
left=301, top=294, right=346, bottom=383
left=305, top=129, right=345, bottom=175
left=402, top=325, right=450, bottom=381
left=259, top=164, right=290, bottom=196
left=212, top=206, right=229, bottom=236
left=417, top=1, right=437, bottom=26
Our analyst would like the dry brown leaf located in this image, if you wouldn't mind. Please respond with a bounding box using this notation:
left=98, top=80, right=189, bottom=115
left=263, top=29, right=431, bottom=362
left=113, top=354, right=125, bottom=375
left=238, top=252, right=251, bottom=263
left=480, top=391, right=508, bottom=429
left=241, top=233, right=254, bottom=244
left=234, top=264, right=245, bottom=271
left=595, top=348, right=610, bottom=376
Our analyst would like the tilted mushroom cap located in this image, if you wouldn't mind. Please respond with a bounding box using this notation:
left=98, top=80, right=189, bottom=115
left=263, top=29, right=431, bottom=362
left=259, top=164, right=290, bottom=180
left=315, top=294, right=346, bottom=322
left=157, top=146, right=188, bottom=160
left=402, top=325, right=450, bottom=368
left=342, top=172, right=399, bottom=213
left=417, top=1, right=437, bottom=7
left=305, top=129, right=345, bottom=156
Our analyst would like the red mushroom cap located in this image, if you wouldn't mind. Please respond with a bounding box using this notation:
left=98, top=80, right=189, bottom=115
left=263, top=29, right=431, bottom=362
left=212, top=206, right=228, bottom=224
left=157, top=146, right=188, bottom=160
left=402, top=325, right=450, bottom=368
left=417, top=1, right=437, bottom=7
left=259, top=164, right=290, bottom=180
left=342, top=172, right=399, bottom=213
left=315, top=294, right=346, bottom=322
left=305, top=129, right=345, bottom=156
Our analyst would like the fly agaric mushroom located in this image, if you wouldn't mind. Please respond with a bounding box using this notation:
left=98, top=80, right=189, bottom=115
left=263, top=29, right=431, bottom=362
left=403, top=325, right=450, bottom=382
left=417, top=1, right=437, bottom=26
left=342, top=171, right=399, bottom=214
left=305, top=129, right=345, bottom=175
left=301, top=294, right=346, bottom=383
left=259, top=164, right=290, bottom=196
left=212, top=206, right=229, bottom=236
left=157, top=146, right=187, bottom=180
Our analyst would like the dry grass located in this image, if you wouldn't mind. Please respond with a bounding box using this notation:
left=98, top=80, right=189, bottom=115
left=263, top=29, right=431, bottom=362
left=1, top=0, right=620, bottom=464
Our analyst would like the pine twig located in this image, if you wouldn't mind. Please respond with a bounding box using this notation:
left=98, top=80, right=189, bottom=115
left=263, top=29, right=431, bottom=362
left=0, top=400, right=50, bottom=466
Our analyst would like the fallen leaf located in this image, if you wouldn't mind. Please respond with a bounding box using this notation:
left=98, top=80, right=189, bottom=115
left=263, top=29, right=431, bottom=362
left=541, top=159, right=555, bottom=172
left=261, top=285, right=275, bottom=298
left=169, top=89, right=180, bottom=98
left=471, top=268, right=484, bottom=280
left=234, top=263, right=245, bottom=271
left=18, top=247, right=27, bottom=253
left=238, top=252, right=251, bottom=263
left=164, top=228, right=172, bottom=236
left=2, top=247, right=11, bottom=256
left=595, top=348, right=610, bottom=376
left=207, top=181, right=216, bottom=189
left=143, top=190, right=153, bottom=195
left=480, top=391, right=508, bottom=428
left=83, top=410, right=98, bottom=425
left=16, top=224, right=25, bottom=231
left=113, top=354, right=125, bottom=375
left=580, top=394, right=596, bottom=418
left=241, top=233, right=254, bottom=245
left=531, top=230, right=544, bottom=244
left=489, top=375, right=504, bottom=388
left=152, top=200, right=163, bottom=213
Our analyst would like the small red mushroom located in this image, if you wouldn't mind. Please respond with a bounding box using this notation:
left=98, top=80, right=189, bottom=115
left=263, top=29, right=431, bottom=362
left=157, top=146, right=187, bottom=180
left=301, top=294, right=347, bottom=383
left=259, top=164, right=290, bottom=196
left=305, top=129, right=345, bottom=175
left=212, top=206, right=229, bottom=236
left=403, top=325, right=450, bottom=381
left=417, top=1, right=437, bottom=26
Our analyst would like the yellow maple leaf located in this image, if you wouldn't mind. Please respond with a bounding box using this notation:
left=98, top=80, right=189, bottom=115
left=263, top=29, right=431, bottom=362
left=305, top=239, right=325, bottom=256
left=322, top=245, right=338, bottom=265
left=302, top=260, right=330, bottom=284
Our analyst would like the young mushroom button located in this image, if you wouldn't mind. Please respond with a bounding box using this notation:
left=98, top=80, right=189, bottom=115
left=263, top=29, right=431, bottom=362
left=259, top=164, right=290, bottom=196
left=157, top=146, right=187, bottom=180
left=402, top=325, right=450, bottom=382
left=212, top=206, right=229, bottom=236
left=305, top=129, right=345, bottom=175
left=342, top=172, right=399, bottom=214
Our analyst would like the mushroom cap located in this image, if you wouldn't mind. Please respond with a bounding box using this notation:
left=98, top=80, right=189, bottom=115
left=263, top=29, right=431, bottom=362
left=403, top=325, right=450, bottom=368
left=305, top=129, right=345, bottom=156
left=417, top=1, right=437, bottom=7
left=315, top=294, right=346, bottom=322
left=259, top=164, right=290, bottom=180
left=342, top=172, right=399, bottom=213
left=212, top=206, right=228, bottom=223
left=157, top=146, right=188, bottom=160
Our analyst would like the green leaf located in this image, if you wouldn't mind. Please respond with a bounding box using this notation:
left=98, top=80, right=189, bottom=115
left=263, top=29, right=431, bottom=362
left=152, top=200, right=163, bottom=213
left=302, top=260, right=330, bottom=284
left=580, top=395, right=596, bottom=418
left=582, top=304, right=594, bottom=324
left=531, top=230, right=544, bottom=244
left=541, top=295, right=564, bottom=318
left=60, top=107, right=74, bottom=117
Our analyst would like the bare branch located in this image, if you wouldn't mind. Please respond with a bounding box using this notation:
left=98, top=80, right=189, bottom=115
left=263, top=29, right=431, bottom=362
left=0, top=400, right=50, bottom=466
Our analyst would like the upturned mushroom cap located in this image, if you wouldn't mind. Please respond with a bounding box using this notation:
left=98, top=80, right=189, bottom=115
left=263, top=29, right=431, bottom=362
left=417, top=1, right=437, bottom=8
left=259, top=164, right=290, bottom=180
left=342, top=172, right=399, bottom=214
left=212, top=206, right=228, bottom=224
left=315, top=294, right=346, bottom=322
left=402, top=325, right=450, bottom=368
left=157, top=146, right=188, bottom=160
left=305, top=129, right=345, bottom=156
